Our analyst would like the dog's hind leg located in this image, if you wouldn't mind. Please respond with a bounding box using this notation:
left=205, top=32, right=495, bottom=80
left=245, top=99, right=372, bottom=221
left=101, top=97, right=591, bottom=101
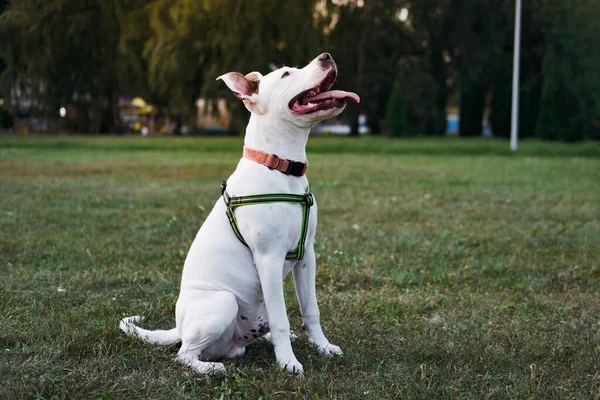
left=174, top=291, right=238, bottom=374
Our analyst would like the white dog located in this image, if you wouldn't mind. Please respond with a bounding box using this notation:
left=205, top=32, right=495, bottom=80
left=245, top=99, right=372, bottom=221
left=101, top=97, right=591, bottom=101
left=120, top=53, right=360, bottom=374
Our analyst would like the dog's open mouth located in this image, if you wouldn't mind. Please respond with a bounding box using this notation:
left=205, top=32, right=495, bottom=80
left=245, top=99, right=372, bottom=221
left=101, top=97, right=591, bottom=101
left=288, top=70, right=360, bottom=115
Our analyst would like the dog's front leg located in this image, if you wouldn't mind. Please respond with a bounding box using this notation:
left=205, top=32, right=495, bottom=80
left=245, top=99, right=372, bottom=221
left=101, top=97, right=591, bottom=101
left=255, top=252, right=303, bottom=374
left=292, top=244, right=343, bottom=357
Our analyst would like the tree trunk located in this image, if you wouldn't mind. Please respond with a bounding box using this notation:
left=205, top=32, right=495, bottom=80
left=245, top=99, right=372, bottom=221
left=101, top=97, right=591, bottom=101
left=490, top=55, right=512, bottom=138
left=174, top=115, right=182, bottom=135
left=459, top=79, right=485, bottom=136
left=111, top=90, right=123, bottom=134
left=430, top=42, right=448, bottom=136
left=350, top=7, right=369, bottom=137
left=348, top=104, right=360, bottom=137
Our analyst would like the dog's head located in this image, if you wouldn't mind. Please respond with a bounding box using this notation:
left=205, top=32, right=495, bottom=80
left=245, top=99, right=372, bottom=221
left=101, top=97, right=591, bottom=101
left=217, top=53, right=360, bottom=128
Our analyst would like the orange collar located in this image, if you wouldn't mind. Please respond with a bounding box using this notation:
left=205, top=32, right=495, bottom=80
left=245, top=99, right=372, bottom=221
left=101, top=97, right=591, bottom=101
left=243, top=146, right=308, bottom=177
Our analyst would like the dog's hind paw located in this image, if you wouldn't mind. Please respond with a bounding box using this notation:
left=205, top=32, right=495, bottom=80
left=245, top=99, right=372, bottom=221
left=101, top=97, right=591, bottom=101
left=194, top=362, right=226, bottom=374
left=176, top=356, right=226, bottom=375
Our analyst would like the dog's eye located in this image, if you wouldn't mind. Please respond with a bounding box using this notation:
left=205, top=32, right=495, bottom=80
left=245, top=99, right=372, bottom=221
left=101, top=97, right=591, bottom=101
left=281, top=71, right=291, bottom=78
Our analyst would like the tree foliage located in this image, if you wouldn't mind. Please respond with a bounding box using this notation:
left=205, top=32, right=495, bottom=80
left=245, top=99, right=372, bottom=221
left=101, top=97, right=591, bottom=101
left=0, top=0, right=132, bottom=132
left=0, top=0, right=599, bottom=140
left=534, top=0, right=600, bottom=141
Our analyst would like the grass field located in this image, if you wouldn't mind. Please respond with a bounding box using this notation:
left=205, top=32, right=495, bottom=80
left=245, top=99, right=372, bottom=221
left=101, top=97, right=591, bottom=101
left=1, top=135, right=599, bottom=399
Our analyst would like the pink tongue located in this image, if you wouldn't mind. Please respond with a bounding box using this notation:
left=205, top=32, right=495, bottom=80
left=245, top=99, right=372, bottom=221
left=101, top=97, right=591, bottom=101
left=305, top=90, right=360, bottom=104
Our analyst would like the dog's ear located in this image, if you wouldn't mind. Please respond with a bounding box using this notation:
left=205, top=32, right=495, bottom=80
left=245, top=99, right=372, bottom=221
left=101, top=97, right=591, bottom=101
left=217, top=72, right=262, bottom=103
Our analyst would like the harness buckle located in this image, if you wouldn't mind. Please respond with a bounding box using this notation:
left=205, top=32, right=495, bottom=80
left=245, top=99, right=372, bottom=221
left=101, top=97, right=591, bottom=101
left=285, top=160, right=307, bottom=177
left=304, top=192, right=314, bottom=207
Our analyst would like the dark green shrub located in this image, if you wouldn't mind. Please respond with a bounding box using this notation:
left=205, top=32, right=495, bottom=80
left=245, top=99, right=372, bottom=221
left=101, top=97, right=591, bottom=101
left=385, top=80, right=407, bottom=136
left=0, top=108, right=13, bottom=129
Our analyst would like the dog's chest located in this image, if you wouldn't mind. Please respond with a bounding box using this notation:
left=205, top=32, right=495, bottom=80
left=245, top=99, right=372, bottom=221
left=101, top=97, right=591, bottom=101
left=225, top=160, right=317, bottom=247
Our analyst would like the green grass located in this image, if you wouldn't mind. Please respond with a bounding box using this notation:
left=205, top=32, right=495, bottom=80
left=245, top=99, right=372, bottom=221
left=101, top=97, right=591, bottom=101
left=1, top=134, right=599, bottom=157
left=1, top=135, right=599, bottom=399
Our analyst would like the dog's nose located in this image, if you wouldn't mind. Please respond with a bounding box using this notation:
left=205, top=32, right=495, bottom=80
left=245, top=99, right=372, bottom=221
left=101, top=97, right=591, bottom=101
left=318, top=52, right=333, bottom=62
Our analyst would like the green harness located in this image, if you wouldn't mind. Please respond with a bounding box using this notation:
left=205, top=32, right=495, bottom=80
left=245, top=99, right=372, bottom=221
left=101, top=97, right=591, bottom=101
left=221, top=181, right=314, bottom=261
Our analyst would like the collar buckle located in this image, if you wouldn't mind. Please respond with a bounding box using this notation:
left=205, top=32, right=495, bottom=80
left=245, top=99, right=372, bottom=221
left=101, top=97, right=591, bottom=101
left=285, top=160, right=307, bottom=177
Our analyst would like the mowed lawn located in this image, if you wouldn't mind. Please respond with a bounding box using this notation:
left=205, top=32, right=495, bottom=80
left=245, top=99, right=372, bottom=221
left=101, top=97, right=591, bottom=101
left=1, top=136, right=599, bottom=399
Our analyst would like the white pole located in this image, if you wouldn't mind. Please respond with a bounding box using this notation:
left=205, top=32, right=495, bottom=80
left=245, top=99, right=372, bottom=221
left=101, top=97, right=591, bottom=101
left=510, top=0, right=522, bottom=152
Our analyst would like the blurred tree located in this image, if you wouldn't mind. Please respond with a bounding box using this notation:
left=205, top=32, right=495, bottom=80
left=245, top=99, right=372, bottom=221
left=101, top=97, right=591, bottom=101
left=0, top=0, right=7, bottom=130
left=445, top=0, right=511, bottom=137
left=0, top=0, right=6, bottom=78
left=408, top=0, right=459, bottom=136
left=385, top=80, right=407, bottom=136
left=483, top=0, right=600, bottom=141
left=0, top=0, right=133, bottom=133
left=535, top=46, right=564, bottom=140
left=514, top=1, right=545, bottom=139
left=121, top=0, right=323, bottom=134
left=534, top=0, right=600, bottom=141
left=120, top=0, right=213, bottom=134
left=1, top=0, right=599, bottom=139
left=326, top=0, right=413, bottom=136
left=202, top=0, right=324, bottom=133
left=396, top=55, right=438, bottom=136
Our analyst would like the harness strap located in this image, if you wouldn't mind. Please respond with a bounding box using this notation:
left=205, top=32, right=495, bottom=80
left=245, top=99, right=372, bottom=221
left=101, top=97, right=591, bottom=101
left=221, top=181, right=314, bottom=261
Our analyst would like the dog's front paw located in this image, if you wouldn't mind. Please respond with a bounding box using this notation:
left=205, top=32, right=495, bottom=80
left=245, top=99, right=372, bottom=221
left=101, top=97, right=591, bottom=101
left=280, top=359, right=304, bottom=375
left=311, top=341, right=343, bottom=357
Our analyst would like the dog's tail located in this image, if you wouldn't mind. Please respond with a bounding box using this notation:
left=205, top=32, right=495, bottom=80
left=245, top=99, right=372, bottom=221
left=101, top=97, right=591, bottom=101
left=119, top=316, right=181, bottom=346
